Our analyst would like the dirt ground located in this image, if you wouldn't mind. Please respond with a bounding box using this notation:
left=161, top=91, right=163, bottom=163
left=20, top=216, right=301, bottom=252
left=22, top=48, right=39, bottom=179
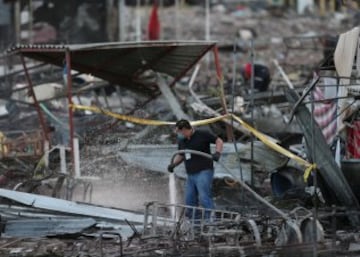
left=70, top=153, right=184, bottom=212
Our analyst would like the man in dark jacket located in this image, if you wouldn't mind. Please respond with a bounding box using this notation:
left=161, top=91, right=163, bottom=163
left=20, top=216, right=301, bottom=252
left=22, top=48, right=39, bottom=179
left=242, top=62, right=271, bottom=92
left=167, top=119, right=223, bottom=220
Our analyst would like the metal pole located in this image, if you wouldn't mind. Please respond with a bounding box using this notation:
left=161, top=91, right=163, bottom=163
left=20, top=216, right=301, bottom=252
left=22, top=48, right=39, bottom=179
left=60, top=145, right=67, bottom=174
left=65, top=49, right=75, bottom=177
left=106, top=0, right=112, bottom=41
left=310, top=88, right=318, bottom=257
left=159, top=0, right=163, bottom=40
left=20, top=55, right=49, bottom=141
left=28, top=0, right=33, bottom=44
left=115, top=86, right=124, bottom=112
left=289, top=0, right=295, bottom=10
left=250, top=39, right=255, bottom=186
left=231, top=39, right=244, bottom=201
left=329, top=0, right=335, bottom=12
left=205, top=0, right=210, bottom=65
left=205, top=0, right=210, bottom=41
left=319, top=0, right=326, bottom=16
left=273, top=59, right=294, bottom=89
left=14, top=0, right=20, bottom=44
left=213, top=46, right=233, bottom=141
left=136, top=0, right=141, bottom=41
left=175, top=0, right=179, bottom=40
left=74, top=137, right=80, bottom=177
left=118, top=0, right=126, bottom=41
left=44, top=140, right=49, bottom=168
left=157, top=74, right=189, bottom=120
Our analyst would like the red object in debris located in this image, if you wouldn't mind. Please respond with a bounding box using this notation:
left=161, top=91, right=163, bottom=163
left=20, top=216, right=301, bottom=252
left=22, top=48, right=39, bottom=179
left=244, top=62, right=252, bottom=79
left=347, top=121, right=360, bottom=158
left=236, top=5, right=246, bottom=10
left=0, top=175, right=8, bottom=186
left=148, top=2, right=160, bottom=40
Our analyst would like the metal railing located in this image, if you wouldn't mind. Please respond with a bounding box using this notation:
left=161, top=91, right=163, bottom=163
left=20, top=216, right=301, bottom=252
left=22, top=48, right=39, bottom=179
left=143, top=201, right=241, bottom=241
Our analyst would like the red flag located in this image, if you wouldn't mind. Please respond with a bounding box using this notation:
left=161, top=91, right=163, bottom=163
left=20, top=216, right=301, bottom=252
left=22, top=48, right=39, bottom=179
left=148, top=2, right=160, bottom=40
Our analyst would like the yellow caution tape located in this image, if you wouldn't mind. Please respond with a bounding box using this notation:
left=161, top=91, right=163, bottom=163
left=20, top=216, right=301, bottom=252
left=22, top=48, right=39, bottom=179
left=191, top=114, right=231, bottom=126
left=230, top=114, right=312, bottom=168
left=303, top=164, right=317, bottom=182
left=231, top=114, right=317, bottom=181
left=70, top=104, right=316, bottom=181
left=0, top=132, right=8, bottom=155
left=71, top=104, right=175, bottom=126
left=70, top=104, right=229, bottom=127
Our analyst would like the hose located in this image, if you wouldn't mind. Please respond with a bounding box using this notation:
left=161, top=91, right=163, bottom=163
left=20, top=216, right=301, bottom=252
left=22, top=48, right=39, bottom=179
left=170, top=149, right=288, bottom=220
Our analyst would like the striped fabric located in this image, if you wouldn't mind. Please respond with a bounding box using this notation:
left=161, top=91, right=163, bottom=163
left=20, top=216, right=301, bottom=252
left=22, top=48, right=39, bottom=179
left=347, top=121, right=360, bottom=158
left=312, top=86, right=337, bottom=145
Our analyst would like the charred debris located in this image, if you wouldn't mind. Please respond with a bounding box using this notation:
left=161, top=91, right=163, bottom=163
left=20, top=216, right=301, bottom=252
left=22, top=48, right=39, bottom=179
left=1, top=6, right=360, bottom=257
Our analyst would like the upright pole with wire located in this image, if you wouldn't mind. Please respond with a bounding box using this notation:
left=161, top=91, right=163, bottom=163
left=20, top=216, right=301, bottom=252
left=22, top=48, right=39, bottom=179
left=65, top=49, right=75, bottom=177
left=136, top=0, right=141, bottom=41
left=205, top=0, right=210, bottom=42
left=175, top=0, right=180, bottom=40
left=118, top=0, right=126, bottom=41
left=159, top=0, right=163, bottom=40
left=205, top=0, right=210, bottom=66
left=310, top=83, right=318, bottom=257
left=250, top=39, right=255, bottom=186
left=231, top=39, right=244, bottom=203
left=29, top=0, right=33, bottom=44
left=14, top=0, right=20, bottom=44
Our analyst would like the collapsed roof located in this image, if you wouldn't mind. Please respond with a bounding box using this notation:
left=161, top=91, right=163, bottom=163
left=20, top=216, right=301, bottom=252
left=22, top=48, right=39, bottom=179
left=6, top=41, right=216, bottom=96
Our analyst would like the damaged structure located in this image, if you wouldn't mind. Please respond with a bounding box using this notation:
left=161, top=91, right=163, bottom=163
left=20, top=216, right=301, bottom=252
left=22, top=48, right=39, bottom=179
left=1, top=2, right=360, bottom=256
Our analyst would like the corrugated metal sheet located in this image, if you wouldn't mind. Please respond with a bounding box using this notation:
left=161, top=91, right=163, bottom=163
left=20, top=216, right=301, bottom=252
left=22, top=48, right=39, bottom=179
left=0, top=204, right=142, bottom=239
left=0, top=189, right=144, bottom=224
left=4, top=218, right=96, bottom=237
left=6, top=41, right=216, bottom=95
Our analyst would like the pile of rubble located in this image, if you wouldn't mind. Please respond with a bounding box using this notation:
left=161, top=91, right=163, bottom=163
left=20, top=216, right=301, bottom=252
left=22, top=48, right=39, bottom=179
left=1, top=3, right=360, bottom=257
left=155, top=5, right=354, bottom=89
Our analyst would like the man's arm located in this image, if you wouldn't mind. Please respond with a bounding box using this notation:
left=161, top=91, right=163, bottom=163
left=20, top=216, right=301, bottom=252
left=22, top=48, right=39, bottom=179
left=215, top=137, right=223, bottom=154
left=211, top=137, right=224, bottom=162
left=168, top=154, right=184, bottom=173
left=172, top=154, right=184, bottom=166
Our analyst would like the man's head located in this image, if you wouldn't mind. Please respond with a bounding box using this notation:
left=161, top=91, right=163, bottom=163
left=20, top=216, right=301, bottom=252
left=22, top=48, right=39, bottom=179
left=175, top=119, right=193, bottom=139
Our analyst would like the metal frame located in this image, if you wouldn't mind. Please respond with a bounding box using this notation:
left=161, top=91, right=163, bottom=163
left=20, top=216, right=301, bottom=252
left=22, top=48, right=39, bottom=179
left=15, top=50, right=75, bottom=175
left=20, top=55, right=49, bottom=142
left=5, top=41, right=230, bottom=175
